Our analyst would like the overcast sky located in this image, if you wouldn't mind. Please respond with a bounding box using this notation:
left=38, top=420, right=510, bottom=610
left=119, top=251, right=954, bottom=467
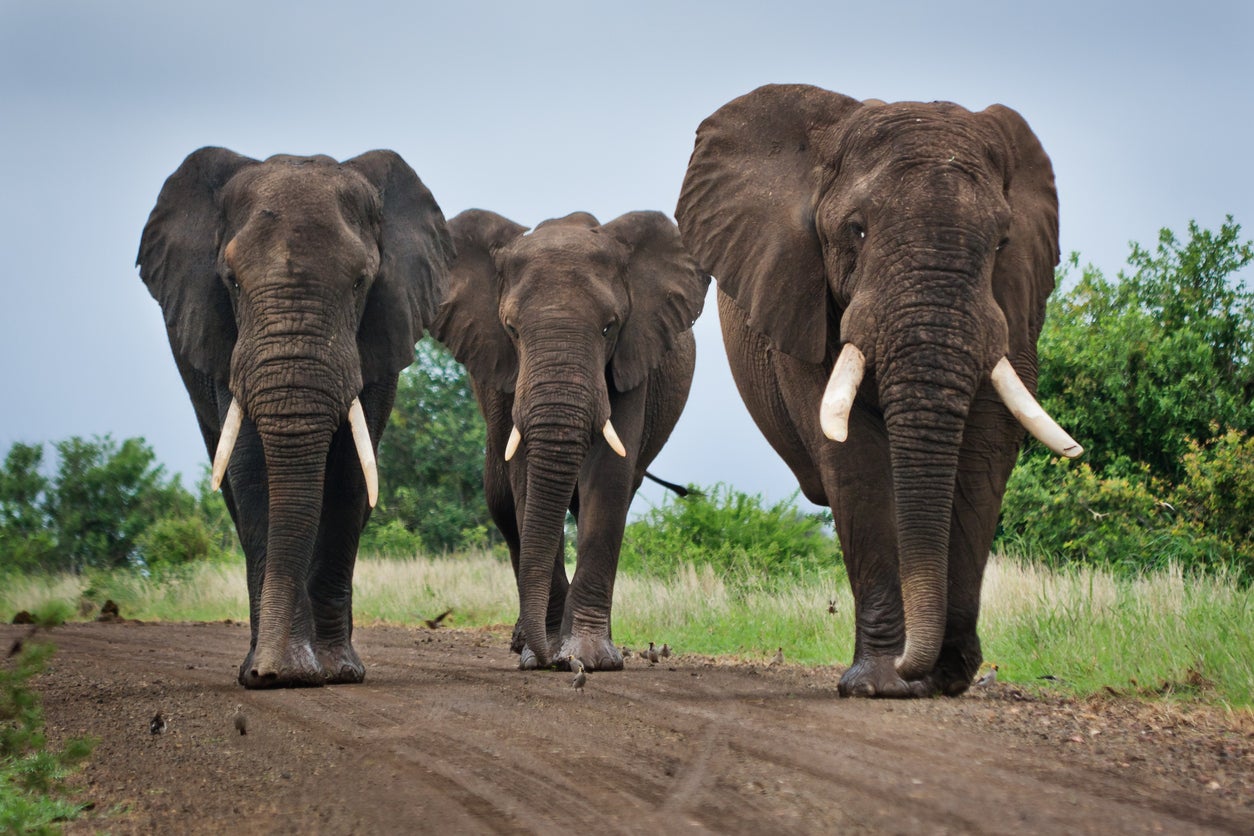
left=2, top=0, right=1251, bottom=517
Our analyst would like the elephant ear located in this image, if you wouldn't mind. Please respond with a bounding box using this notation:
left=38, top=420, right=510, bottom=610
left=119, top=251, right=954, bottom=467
left=982, top=105, right=1060, bottom=363
left=601, top=211, right=710, bottom=391
left=136, top=146, right=258, bottom=380
left=676, top=84, right=861, bottom=364
left=345, top=150, right=454, bottom=383
left=432, top=209, right=528, bottom=393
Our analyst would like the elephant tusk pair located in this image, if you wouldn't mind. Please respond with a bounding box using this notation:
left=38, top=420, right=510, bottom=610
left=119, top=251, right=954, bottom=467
left=502, top=421, right=628, bottom=462
left=209, top=397, right=380, bottom=508
left=819, top=344, right=1084, bottom=459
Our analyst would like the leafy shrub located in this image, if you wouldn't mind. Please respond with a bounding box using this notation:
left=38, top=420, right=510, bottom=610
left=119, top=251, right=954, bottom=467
left=1000, top=454, right=1248, bottom=580
left=1, top=643, right=95, bottom=832
left=1000, top=219, right=1254, bottom=578
left=1036, top=218, right=1253, bottom=482
left=135, top=515, right=225, bottom=572
left=620, top=484, right=837, bottom=584
left=360, top=517, right=426, bottom=557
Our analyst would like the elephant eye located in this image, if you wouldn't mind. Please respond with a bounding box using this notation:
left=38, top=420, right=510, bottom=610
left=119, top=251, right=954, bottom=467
left=849, top=221, right=866, bottom=240
left=504, top=321, right=518, bottom=339
left=223, top=271, right=239, bottom=292
left=997, top=237, right=1010, bottom=252
left=353, top=274, right=368, bottom=292
left=602, top=318, right=618, bottom=337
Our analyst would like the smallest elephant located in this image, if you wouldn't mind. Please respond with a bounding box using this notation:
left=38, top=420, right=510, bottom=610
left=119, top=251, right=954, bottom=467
left=433, top=210, right=709, bottom=671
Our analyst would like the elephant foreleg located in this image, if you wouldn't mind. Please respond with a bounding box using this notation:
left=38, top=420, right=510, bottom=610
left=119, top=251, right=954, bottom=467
left=305, top=382, right=394, bottom=684
left=932, top=395, right=1019, bottom=695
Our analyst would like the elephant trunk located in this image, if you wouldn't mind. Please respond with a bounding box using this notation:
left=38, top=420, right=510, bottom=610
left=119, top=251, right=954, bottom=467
left=852, top=264, right=992, bottom=682
left=230, top=305, right=364, bottom=685
left=512, top=348, right=605, bottom=667
left=249, top=424, right=333, bottom=684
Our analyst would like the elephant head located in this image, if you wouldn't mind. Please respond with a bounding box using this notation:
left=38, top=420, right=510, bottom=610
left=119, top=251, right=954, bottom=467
left=138, top=147, right=451, bottom=686
left=677, top=85, right=1080, bottom=684
left=434, top=209, right=707, bottom=668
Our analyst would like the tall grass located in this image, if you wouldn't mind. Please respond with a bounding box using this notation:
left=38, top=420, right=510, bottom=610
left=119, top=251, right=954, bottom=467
left=3, top=553, right=1250, bottom=705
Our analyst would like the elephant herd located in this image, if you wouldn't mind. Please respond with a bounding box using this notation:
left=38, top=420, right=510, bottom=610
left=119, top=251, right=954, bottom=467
left=137, top=83, right=1081, bottom=698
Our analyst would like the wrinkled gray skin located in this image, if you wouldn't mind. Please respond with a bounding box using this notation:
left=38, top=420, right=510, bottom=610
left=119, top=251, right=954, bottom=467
left=138, top=148, right=451, bottom=688
left=433, top=210, right=708, bottom=671
left=677, top=84, right=1061, bottom=697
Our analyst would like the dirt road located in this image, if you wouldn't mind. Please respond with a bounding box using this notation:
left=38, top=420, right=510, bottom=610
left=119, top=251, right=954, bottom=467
left=10, top=621, right=1251, bottom=834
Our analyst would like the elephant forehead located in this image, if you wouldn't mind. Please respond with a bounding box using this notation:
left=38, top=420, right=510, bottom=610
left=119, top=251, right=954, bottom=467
left=225, top=168, right=378, bottom=261
left=842, top=103, right=1004, bottom=171
left=504, top=227, right=623, bottom=274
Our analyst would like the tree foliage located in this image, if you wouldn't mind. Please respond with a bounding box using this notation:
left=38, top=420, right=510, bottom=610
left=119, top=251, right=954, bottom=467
left=1035, top=218, right=1254, bottom=480
left=0, top=435, right=228, bottom=574
left=1001, top=218, right=1254, bottom=578
left=365, top=338, right=493, bottom=555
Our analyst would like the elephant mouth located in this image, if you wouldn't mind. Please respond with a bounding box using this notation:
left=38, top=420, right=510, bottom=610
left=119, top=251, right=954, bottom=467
left=818, top=342, right=1083, bottom=459
left=210, top=396, right=379, bottom=506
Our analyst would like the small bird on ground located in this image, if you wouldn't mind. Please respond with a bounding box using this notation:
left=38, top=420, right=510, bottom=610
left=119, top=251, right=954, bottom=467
left=771, top=647, right=784, bottom=666
left=828, top=599, right=838, bottom=615
left=974, top=664, right=999, bottom=687
left=232, top=704, right=248, bottom=735
left=646, top=642, right=660, bottom=664
left=571, top=659, right=587, bottom=693
left=422, top=608, right=453, bottom=629
left=659, top=643, right=671, bottom=659
left=621, top=646, right=632, bottom=658
left=150, top=712, right=166, bottom=735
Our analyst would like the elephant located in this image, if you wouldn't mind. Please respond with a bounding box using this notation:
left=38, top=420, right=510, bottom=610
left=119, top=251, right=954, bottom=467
left=675, top=84, right=1082, bottom=698
left=432, top=209, right=709, bottom=671
left=137, top=147, right=452, bottom=688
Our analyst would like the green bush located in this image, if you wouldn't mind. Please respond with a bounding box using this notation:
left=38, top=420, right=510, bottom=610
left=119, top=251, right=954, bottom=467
left=1000, top=218, right=1254, bottom=577
left=620, top=484, right=837, bottom=584
left=1000, top=453, right=1248, bottom=580
left=1, top=643, right=95, bottom=832
left=1036, top=218, right=1253, bottom=482
left=135, top=515, right=226, bottom=572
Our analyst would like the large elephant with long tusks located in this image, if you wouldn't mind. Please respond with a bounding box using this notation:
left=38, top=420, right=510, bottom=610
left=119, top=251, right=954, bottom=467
left=138, top=147, right=452, bottom=688
left=676, top=84, right=1082, bottom=698
left=433, top=209, right=709, bottom=672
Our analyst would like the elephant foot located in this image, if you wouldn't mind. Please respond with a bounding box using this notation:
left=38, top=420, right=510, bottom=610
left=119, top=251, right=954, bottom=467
left=838, top=655, right=937, bottom=699
left=931, top=639, right=982, bottom=697
left=238, top=639, right=324, bottom=689
left=559, top=634, right=623, bottom=672
left=517, top=633, right=563, bottom=670
left=315, top=641, right=365, bottom=685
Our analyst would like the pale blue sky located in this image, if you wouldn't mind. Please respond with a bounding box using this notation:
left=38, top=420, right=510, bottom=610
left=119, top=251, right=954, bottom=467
left=2, top=0, right=1251, bottom=514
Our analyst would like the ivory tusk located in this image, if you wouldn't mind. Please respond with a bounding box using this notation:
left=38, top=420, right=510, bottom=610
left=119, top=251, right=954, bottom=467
left=211, top=399, right=244, bottom=491
left=820, top=343, right=866, bottom=442
left=348, top=398, right=379, bottom=507
left=504, top=425, right=522, bottom=461
left=603, top=420, right=628, bottom=457
left=990, top=357, right=1084, bottom=458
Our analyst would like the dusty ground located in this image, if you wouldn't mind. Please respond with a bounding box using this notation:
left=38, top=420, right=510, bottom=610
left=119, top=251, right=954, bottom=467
left=7, top=620, right=1252, bottom=834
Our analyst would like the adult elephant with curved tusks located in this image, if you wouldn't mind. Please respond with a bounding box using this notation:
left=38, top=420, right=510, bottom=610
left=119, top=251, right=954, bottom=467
left=138, top=147, right=452, bottom=688
left=676, top=84, right=1082, bottom=698
left=433, top=210, right=709, bottom=672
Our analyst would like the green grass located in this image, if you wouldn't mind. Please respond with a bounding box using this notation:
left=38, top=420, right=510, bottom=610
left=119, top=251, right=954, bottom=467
left=1, top=642, right=95, bottom=833
left=4, top=553, right=1250, bottom=706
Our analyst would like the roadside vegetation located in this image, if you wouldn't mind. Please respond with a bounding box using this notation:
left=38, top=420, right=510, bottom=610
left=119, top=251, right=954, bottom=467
left=1, top=639, right=95, bottom=833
